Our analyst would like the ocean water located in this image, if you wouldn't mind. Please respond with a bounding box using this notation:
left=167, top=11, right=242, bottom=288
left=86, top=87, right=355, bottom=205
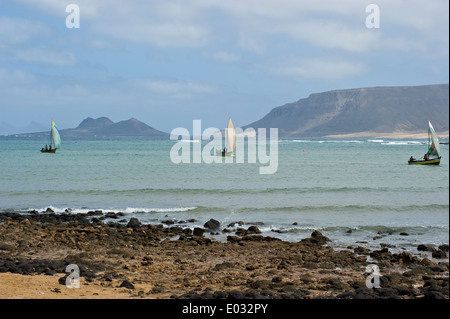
left=0, top=137, right=448, bottom=255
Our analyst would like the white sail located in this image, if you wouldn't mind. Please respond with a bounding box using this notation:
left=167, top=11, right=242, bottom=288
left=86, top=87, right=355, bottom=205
left=51, top=120, right=61, bottom=149
left=227, top=118, right=236, bottom=152
left=427, top=120, right=440, bottom=157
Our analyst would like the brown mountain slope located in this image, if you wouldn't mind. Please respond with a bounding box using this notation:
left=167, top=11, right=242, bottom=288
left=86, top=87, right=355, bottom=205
left=244, top=84, right=449, bottom=138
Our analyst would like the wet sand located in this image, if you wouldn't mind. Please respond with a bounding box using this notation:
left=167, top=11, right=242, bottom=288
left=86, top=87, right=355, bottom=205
left=0, top=211, right=448, bottom=300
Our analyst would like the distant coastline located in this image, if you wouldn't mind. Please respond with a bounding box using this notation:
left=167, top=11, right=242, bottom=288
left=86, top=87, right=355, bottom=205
left=326, top=130, right=450, bottom=140
left=3, top=84, right=448, bottom=139
left=245, top=84, right=449, bottom=139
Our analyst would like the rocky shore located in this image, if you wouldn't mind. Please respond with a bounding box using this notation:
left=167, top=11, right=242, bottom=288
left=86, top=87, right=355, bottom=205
left=0, top=210, right=448, bottom=299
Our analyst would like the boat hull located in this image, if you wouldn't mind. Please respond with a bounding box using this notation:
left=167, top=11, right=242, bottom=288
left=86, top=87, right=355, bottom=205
left=408, top=157, right=440, bottom=165
left=41, top=149, right=56, bottom=153
left=216, top=151, right=233, bottom=157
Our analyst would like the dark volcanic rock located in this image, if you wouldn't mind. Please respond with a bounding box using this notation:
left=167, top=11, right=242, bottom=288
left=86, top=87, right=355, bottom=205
left=193, top=227, right=205, bottom=236
left=301, top=230, right=331, bottom=245
left=247, top=226, right=262, bottom=234
left=432, top=249, right=447, bottom=259
left=418, top=244, right=434, bottom=252
left=204, top=219, right=220, bottom=230
left=126, top=217, right=142, bottom=229
left=119, top=280, right=135, bottom=289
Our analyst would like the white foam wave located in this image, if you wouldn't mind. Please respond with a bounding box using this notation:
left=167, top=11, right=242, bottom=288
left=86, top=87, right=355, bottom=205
left=381, top=141, right=424, bottom=145
left=32, top=206, right=198, bottom=214
left=282, top=139, right=364, bottom=144
left=123, top=207, right=198, bottom=214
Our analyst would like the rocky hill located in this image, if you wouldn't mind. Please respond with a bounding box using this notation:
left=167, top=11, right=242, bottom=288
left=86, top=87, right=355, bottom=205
left=15, top=117, right=169, bottom=139
left=244, top=84, right=449, bottom=138
left=60, top=117, right=169, bottom=139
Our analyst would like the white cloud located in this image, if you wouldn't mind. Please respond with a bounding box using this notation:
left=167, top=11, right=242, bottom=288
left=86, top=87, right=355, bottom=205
left=202, top=0, right=448, bottom=55
left=12, top=0, right=448, bottom=55
left=141, top=79, right=217, bottom=96
left=15, top=0, right=107, bottom=19
left=197, top=0, right=374, bottom=52
left=119, top=78, right=219, bottom=101
left=0, top=16, right=51, bottom=44
left=0, top=68, right=36, bottom=85
left=0, top=16, right=76, bottom=66
left=14, top=0, right=210, bottom=48
left=13, top=47, right=76, bottom=66
left=95, top=23, right=209, bottom=48
left=273, top=19, right=381, bottom=53
left=237, top=33, right=267, bottom=54
left=270, top=58, right=366, bottom=80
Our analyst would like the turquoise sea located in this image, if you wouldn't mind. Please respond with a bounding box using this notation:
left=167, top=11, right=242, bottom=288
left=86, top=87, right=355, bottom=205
left=0, top=137, right=448, bottom=255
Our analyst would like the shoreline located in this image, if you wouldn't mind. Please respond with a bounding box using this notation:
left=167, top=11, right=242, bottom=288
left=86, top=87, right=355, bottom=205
left=0, top=211, right=448, bottom=299
left=325, top=130, right=450, bottom=139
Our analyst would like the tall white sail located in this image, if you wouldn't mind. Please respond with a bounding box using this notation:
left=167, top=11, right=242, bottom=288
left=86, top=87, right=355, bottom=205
left=427, top=120, right=440, bottom=157
left=51, top=120, right=61, bottom=149
left=227, top=118, right=236, bottom=152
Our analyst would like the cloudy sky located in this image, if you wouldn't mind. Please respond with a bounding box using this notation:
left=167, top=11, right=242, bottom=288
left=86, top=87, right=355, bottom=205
left=0, top=0, right=448, bottom=134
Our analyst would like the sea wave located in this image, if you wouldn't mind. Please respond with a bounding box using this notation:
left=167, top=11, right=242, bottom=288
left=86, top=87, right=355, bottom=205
left=271, top=224, right=449, bottom=234
left=233, top=203, right=449, bottom=214
left=4, top=185, right=445, bottom=197
left=14, top=205, right=200, bottom=215
left=381, top=141, right=425, bottom=145
left=281, top=139, right=365, bottom=144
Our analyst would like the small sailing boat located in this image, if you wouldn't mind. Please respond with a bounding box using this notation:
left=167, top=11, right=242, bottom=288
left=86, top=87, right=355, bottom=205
left=41, top=120, right=61, bottom=153
left=408, top=120, right=441, bottom=165
left=216, top=118, right=236, bottom=156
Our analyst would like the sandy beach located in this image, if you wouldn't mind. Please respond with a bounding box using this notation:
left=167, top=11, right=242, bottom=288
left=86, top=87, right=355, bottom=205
left=0, top=211, right=448, bottom=300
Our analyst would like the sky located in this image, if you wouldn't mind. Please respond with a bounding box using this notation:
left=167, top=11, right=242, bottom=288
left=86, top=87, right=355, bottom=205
left=0, top=0, right=448, bottom=134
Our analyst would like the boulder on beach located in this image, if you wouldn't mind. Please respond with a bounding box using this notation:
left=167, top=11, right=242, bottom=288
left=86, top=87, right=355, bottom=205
left=300, top=230, right=331, bottom=245
left=126, top=218, right=142, bottom=229
left=247, top=226, right=262, bottom=234
left=193, top=227, right=205, bottom=236
left=119, top=280, right=135, bottom=289
left=204, top=218, right=220, bottom=230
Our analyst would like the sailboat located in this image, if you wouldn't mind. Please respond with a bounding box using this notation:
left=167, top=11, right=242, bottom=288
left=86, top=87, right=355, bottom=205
left=41, top=120, right=61, bottom=153
left=216, top=118, right=236, bottom=156
left=408, top=120, right=441, bottom=165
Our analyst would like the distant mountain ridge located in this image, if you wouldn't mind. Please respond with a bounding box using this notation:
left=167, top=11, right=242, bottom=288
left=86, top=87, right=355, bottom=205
left=15, top=117, right=169, bottom=139
left=244, top=84, right=449, bottom=138
left=62, top=117, right=169, bottom=138
left=7, top=84, right=449, bottom=139
left=76, top=117, right=114, bottom=130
